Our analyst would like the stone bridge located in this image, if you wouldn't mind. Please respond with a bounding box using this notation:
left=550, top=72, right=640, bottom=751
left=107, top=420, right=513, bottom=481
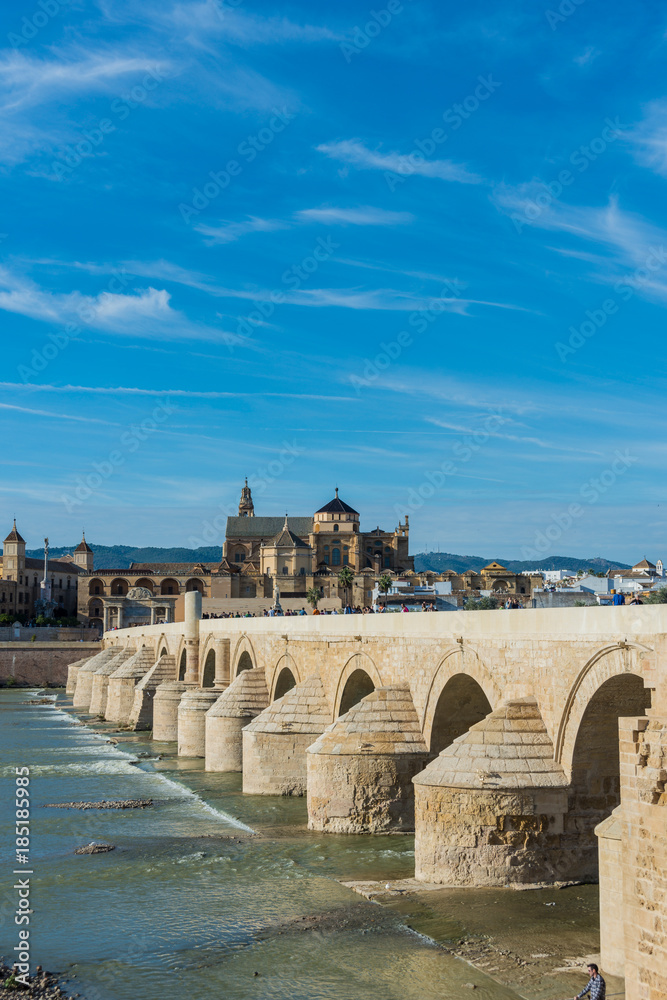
left=67, top=601, right=667, bottom=1000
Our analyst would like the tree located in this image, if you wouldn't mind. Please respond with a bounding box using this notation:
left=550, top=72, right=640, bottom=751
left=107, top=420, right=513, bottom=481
left=377, top=573, right=392, bottom=607
left=306, top=587, right=321, bottom=610
left=464, top=596, right=498, bottom=611
left=338, top=566, right=354, bottom=607
left=645, top=587, right=667, bottom=604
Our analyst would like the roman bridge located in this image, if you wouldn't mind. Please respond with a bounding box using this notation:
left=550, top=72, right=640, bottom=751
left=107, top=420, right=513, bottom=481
left=67, top=601, right=667, bottom=999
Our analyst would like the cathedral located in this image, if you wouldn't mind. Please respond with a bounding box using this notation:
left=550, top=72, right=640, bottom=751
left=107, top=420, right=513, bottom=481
left=216, top=482, right=413, bottom=602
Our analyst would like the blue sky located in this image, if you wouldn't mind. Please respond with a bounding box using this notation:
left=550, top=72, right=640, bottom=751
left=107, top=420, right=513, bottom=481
left=1, top=0, right=666, bottom=562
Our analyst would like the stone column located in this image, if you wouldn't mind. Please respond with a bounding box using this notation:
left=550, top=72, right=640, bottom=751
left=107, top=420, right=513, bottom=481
left=243, top=672, right=331, bottom=795
left=213, top=638, right=230, bottom=688
left=595, top=807, right=625, bottom=977
left=616, top=715, right=667, bottom=1000
left=307, top=685, right=428, bottom=833
left=117, top=606, right=123, bottom=629
left=103, top=606, right=109, bottom=632
left=205, top=668, right=269, bottom=771
left=150, top=606, right=156, bottom=625
left=178, top=689, right=221, bottom=757
left=413, top=698, right=572, bottom=886
left=183, top=590, right=202, bottom=685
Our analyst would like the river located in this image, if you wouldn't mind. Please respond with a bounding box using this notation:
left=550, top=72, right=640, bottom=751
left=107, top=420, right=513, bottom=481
left=0, top=690, right=611, bottom=1000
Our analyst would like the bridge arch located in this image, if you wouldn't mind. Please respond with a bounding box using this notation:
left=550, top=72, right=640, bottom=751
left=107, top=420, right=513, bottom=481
left=556, top=642, right=654, bottom=773
left=201, top=648, right=216, bottom=688
left=232, top=634, right=258, bottom=676
left=270, top=653, right=300, bottom=700
left=334, top=652, right=383, bottom=717
left=421, top=646, right=500, bottom=753
left=178, top=648, right=187, bottom=681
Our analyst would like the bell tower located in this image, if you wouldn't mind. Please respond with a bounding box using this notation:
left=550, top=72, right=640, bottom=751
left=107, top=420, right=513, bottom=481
left=238, top=478, right=255, bottom=517
left=73, top=531, right=94, bottom=572
left=3, top=520, right=26, bottom=580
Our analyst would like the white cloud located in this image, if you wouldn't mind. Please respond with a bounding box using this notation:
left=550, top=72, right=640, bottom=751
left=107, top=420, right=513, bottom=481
left=295, top=206, right=413, bottom=226
left=0, top=382, right=354, bottom=402
left=317, top=139, right=482, bottom=184
left=627, top=100, right=667, bottom=177
left=0, top=269, right=239, bottom=343
left=493, top=187, right=667, bottom=301
left=0, top=49, right=169, bottom=113
left=195, top=217, right=286, bottom=245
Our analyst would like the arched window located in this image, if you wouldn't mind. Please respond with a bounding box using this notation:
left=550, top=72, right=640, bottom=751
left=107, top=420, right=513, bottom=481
left=332, top=549, right=341, bottom=566
left=333, top=524, right=339, bottom=532
left=384, top=556, right=390, bottom=568
left=343, top=555, right=349, bottom=565
left=282, top=566, right=288, bottom=575
left=300, top=567, right=305, bottom=575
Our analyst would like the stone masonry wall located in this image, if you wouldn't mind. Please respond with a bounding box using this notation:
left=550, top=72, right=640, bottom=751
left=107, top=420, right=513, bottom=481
left=0, top=643, right=100, bottom=686
left=619, top=715, right=667, bottom=1000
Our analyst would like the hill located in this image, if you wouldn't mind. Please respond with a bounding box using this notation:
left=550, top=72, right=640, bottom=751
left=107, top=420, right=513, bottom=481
left=20, top=543, right=630, bottom=576
left=24, top=544, right=222, bottom=569
left=413, top=552, right=631, bottom=574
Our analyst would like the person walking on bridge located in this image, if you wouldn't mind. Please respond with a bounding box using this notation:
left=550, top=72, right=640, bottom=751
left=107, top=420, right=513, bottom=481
left=574, top=963, right=605, bottom=1000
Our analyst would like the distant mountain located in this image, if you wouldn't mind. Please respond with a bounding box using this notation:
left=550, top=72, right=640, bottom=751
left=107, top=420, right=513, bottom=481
left=24, top=544, right=222, bottom=569
left=19, top=543, right=631, bottom=576
left=413, top=552, right=631, bottom=574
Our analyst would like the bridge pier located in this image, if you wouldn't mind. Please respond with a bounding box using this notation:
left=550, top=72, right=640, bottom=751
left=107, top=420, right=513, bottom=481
left=106, top=646, right=156, bottom=724
left=88, top=649, right=132, bottom=717
left=242, top=673, right=331, bottom=795
left=307, top=685, right=428, bottom=833
left=72, top=648, right=120, bottom=710
left=127, top=654, right=176, bottom=730
left=205, top=668, right=269, bottom=771
left=66, top=655, right=94, bottom=696
left=153, top=681, right=194, bottom=741
left=413, top=698, right=576, bottom=886
left=178, top=689, right=221, bottom=757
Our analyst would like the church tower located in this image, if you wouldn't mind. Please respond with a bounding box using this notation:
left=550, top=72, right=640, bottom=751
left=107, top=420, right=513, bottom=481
left=73, top=531, right=94, bottom=572
left=238, top=478, right=255, bottom=517
left=3, top=520, right=26, bottom=580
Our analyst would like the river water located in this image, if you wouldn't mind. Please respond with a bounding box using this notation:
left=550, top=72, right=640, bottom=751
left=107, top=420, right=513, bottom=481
left=0, top=690, right=605, bottom=1000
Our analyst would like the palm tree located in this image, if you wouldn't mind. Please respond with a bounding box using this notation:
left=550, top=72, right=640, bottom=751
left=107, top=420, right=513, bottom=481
left=377, top=572, right=392, bottom=609
left=338, top=566, right=354, bottom=608
left=306, top=587, right=321, bottom=611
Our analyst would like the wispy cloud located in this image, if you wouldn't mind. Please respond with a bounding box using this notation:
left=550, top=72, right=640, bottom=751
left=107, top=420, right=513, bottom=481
left=425, top=417, right=602, bottom=455
left=317, top=139, right=483, bottom=184
left=194, top=216, right=286, bottom=245
left=1, top=382, right=355, bottom=402
left=0, top=268, right=239, bottom=343
left=295, top=206, right=413, bottom=226
left=0, top=402, right=117, bottom=425
left=0, top=49, right=169, bottom=113
left=627, top=99, right=667, bottom=177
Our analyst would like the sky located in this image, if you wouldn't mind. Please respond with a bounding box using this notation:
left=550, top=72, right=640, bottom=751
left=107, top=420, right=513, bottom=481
left=0, top=0, right=666, bottom=563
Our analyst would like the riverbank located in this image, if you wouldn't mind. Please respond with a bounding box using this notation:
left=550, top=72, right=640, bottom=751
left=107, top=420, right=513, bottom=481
left=341, top=878, right=625, bottom=1000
